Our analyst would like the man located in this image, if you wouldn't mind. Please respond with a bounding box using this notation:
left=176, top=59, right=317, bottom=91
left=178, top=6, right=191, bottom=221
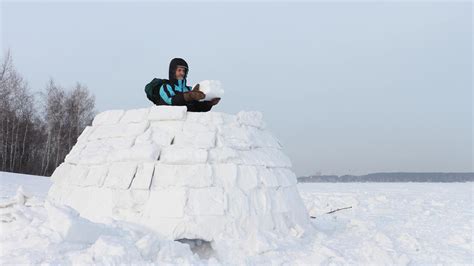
left=145, top=58, right=220, bottom=112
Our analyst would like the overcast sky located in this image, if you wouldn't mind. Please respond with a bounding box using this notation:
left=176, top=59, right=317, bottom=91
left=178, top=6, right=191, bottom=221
left=1, top=1, right=472, bottom=176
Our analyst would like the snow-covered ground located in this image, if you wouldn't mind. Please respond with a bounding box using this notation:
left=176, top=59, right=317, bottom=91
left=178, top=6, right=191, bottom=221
left=0, top=171, right=472, bottom=264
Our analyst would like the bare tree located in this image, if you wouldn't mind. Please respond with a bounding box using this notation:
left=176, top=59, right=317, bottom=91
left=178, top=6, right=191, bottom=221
left=0, top=51, right=96, bottom=176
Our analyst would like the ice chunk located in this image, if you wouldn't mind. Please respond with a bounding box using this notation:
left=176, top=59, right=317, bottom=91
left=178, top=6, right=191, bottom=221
left=148, top=106, right=187, bottom=121
left=93, top=110, right=125, bottom=126
left=152, top=163, right=212, bottom=188
left=160, top=146, right=208, bottom=164
left=196, top=80, right=224, bottom=101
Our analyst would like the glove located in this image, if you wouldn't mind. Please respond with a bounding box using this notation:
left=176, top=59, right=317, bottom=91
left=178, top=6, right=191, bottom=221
left=210, top=98, right=221, bottom=106
left=183, top=84, right=205, bottom=102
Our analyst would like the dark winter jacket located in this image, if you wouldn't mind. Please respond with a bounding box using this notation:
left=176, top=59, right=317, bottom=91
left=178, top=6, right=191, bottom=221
left=145, top=58, right=213, bottom=112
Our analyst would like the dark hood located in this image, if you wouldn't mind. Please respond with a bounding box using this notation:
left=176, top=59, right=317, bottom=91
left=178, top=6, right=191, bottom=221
left=169, top=58, right=189, bottom=84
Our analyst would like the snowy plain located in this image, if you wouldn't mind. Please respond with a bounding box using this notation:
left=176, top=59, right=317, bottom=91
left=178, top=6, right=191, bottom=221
left=0, top=171, right=472, bottom=265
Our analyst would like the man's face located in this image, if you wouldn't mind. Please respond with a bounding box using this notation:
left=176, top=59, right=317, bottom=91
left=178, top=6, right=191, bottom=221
left=175, top=66, right=186, bottom=80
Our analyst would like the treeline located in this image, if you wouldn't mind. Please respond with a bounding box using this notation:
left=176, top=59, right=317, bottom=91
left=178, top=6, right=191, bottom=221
left=0, top=51, right=95, bottom=176
left=298, top=172, right=474, bottom=183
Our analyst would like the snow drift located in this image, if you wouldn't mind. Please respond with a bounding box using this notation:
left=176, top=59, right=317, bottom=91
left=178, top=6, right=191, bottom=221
left=47, top=106, right=313, bottom=256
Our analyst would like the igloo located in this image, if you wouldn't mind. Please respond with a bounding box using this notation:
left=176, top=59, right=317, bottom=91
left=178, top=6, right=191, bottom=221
left=47, top=106, right=313, bottom=254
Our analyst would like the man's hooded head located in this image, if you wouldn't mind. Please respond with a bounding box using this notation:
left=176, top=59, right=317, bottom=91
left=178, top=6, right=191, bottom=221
left=169, top=58, right=189, bottom=84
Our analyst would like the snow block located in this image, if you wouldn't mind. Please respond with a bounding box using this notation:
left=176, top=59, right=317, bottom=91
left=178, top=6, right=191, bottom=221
left=50, top=163, right=74, bottom=185
left=210, top=147, right=291, bottom=167
left=64, top=140, right=87, bottom=164
left=69, top=165, right=90, bottom=186
left=258, top=167, right=280, bottom=187
left=119, top=108, right=150, bottom=124
left=108, top=143, right=160, bottom=162
left=92, top=110, right=125, bottom=126
left=196, top=80, right=224, bottom=101
left=77, top=125, right=94, bottom=142
left=237, top=111, right=265, bottom=129
left=45, top=201, right=104, bottom=243
left=136, top=128, right=174, bottom=147
left=237, top=148, right=292, bottom=168
left=150, top=120, right=184, bottom=135
left=130, top=163, right=155, bottom=190
left=78, top=138, right=135, bottom=165
left=88, top=121, right=149, bottom=140
left=212, top=163, right=238, bottom=192
left=82, top=165, right=109, bottom=187
left=217, top=124, right=281, bottom=150
left=268, top=188, right=290, bottom=213
left=186, top=112, right=222, bottom=127
left=248, top=189, right=275, bottom=230
left=237, top=165, right=259, bottom=191
left=271, top=168, right=298, bottom=187
left=152, top=163, right=212, bottom=188
left=159, top=146, right=208, bottom=164
left=173, top=130, right=216, bottom=149
left=187, top=187, right=225, bottom=216
left=144, top=188, right=187, bottom=218
left=208, top=147, right=239, bottom=163
left=103, top=162, right=138, bottom=189
left=148, top=106, right=187, bottom=121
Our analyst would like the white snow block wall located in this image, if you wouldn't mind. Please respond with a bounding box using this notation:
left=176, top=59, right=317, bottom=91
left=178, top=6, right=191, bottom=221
left=48, top=106, right=313, bottom=251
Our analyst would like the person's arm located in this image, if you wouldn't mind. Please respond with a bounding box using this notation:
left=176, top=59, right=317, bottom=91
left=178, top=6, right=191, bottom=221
left=159, top=84, right=186, bottom=105
left=187, top=101, right=213, bottom=112
left=159, top=83, right=205, bottom=105
left=187, top=98, right=221, bottom=112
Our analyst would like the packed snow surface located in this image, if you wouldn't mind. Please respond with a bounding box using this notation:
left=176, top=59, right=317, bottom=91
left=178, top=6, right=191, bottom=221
left=1, top=171, right=472, bottom=264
